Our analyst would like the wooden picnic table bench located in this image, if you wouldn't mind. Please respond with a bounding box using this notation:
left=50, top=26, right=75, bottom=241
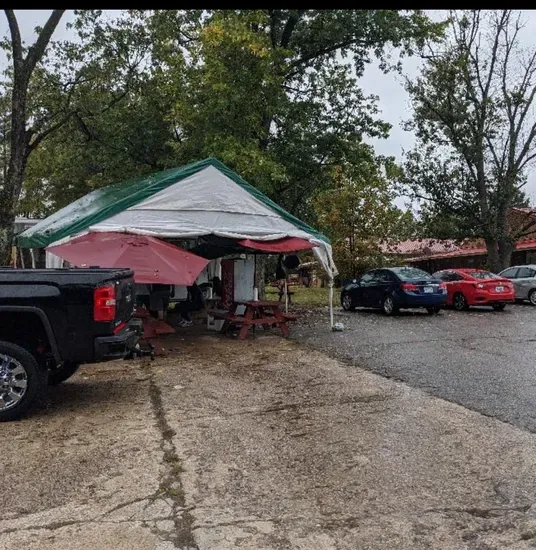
left=209, top=300, right=297, bottom=340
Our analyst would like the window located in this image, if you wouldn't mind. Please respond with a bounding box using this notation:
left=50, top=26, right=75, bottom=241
left=360, top=271, right=375, bottom=285
left=391, top=267, right=431, bottom=280
left=434, top=271, right=464, bottom=282
left=374, top=270, right=396, bottom=284
left=469, top=271, right=500, bottom=280
left=517, top=267, right=536, bottom=279
left=500, top=267, right=519, bottom=279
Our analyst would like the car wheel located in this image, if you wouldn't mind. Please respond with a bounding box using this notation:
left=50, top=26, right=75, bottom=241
left=341, top=293, right=355, bottom=311
left=48, top=362, right=81, bottom=386
left=492, top=304, right=506, bottom=311
left=382, top=295, right=398, bottom=316
left=529, top=289, right=536, bottom=306
left=426, top=307, right=441, bottom=315
left=453, top=292, right=468, bottom=311
left=0, top=341, right=47, bottom=422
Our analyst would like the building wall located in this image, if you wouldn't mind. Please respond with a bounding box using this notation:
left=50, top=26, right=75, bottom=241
left=410, top=249, right=536, bottom=273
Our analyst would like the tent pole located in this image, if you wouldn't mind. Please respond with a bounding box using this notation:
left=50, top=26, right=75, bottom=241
left=329, top=279, right=334, bottom=328
left=30, top=248, right=36, bottom=269
left=13, top=246, right=18, bottom=268
left=20, top=249, right=25, bottom=269
left=285, top=279, right=288, bottom=313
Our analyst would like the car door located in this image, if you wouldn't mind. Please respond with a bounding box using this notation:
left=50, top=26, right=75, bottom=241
left=513, top=267, right=536, bottom=299
left=359, top=270, right=377, bottom=307
left=366, top=269, right=394, bottom=308
left=499, top=267, right=521, bottom=297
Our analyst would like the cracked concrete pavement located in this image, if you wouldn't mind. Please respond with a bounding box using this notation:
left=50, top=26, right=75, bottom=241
left=5, top=333, right=536, bottom=548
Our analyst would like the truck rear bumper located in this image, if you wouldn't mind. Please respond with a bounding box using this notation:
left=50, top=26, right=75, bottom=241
left=94, top=320, right=141, bottom=362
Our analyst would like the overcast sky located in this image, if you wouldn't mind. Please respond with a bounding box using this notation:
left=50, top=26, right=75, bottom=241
left=2, top=10, right=536, bottom=207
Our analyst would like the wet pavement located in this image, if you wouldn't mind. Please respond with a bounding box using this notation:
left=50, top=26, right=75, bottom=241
left=5, top=333, right=536, bottom=548
left=294, top=302, right=536, bottom=433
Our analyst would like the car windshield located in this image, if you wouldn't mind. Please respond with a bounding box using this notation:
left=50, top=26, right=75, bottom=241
left=390, top=267, right=432, bottom=281
left=469, top=271, right=500, bottom=280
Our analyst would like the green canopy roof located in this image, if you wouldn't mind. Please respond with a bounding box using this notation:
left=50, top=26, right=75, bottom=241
left=17, top=157, right=329, bottom=249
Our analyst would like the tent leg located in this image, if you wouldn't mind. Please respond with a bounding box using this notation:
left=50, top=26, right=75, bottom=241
left=329, top=280, right=334, bottom=328
left=30, top=248, right=36, bottom=269
left=13, top=246, right=18, bottom=268
left=20, top=249, right=25, bottom=269
left=285, top=279, right=288, bottom=313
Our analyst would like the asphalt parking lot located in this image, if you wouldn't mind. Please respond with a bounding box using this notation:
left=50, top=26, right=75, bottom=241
left=294, top=302, right=536, bottom=433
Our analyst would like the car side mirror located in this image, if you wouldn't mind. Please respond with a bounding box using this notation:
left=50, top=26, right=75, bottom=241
left=352, top=279, right=357, bottom=284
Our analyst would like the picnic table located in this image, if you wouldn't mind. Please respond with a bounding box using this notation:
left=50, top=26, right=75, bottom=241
left=210, top=299, right=297, bottom=340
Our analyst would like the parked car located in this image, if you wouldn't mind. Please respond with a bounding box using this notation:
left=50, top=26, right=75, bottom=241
left=340, top=267, right=447, bottom=316
left=498, top=264, right=536, bottom=305
left=0, top=268, right=141, bottom=421
left=432, top=268, right=514, bottom=311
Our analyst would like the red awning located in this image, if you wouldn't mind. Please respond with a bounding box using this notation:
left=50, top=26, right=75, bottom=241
left=237, top=237, right=314, bottom=253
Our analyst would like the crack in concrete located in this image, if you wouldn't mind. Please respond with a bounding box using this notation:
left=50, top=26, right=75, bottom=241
left=0, top=516, right=177, bottom=535
left=177, top=394, right=394, bottom=424
left=422, top=504, right=532, bottom=518
left=149, top=375, right=199, bottom=549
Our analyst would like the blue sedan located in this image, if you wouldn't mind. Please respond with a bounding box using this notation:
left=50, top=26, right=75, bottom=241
left=340, top=267, right=448, bottom=315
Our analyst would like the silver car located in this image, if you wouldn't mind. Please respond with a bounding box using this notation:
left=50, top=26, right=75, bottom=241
left=498, top=264, right=536, bottom=305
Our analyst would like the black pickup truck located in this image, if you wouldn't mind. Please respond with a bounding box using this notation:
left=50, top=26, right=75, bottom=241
left=0, top=268, right=141, bottom=421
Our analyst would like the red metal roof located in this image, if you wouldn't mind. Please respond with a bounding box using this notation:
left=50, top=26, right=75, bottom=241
left=408, top=239, right=536, bottom=261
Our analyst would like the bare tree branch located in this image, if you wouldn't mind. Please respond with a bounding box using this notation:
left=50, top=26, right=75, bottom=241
left=25, top=10, right=65, bottom=73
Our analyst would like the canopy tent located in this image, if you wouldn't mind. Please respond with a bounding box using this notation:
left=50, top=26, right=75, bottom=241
left=17, top=157, right=337, bottom=279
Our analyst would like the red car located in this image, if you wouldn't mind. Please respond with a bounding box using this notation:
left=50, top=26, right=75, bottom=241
left=432, top=268, right=515, bottom=311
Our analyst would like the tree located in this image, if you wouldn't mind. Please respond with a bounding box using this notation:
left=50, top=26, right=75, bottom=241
left=402, top=10, right=536, bottom=272
left=17, top=10, right=445, bottom=227
left=314, top=155, right=416, bottom=279
left=0, top=10, right=66, bottom=264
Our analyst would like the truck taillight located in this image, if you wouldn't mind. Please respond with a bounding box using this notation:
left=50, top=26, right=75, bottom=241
left=94, top=284, right=116, bottom=322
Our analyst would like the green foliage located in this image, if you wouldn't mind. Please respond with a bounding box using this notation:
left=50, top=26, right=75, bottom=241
left=314, top=157, right=418, bottom=278
left=5, top=9, right=444, bottom=223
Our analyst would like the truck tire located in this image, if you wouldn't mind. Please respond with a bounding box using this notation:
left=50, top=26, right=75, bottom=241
left=0, top=341, right=47, bottom=422
left=48, top=362, right=81, bottom=385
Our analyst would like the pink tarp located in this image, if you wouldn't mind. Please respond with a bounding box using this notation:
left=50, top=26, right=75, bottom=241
left=238, top=237, right=314, bottom=253
left=47, top=232, right=209, bottom=285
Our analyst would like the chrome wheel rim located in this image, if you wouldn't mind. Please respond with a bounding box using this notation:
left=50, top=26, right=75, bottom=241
left=342, top=294, right=352, bottom=310
left=383, top=296, right=394, bottom=314
left=454, top=295, right=465, bottom=310
left=0, top=354, right=28, bottom=411
left=530, top=292, right=536, bottom=305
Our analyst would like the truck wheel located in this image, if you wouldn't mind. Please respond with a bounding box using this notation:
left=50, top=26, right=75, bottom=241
left=48, top=362, right=80, bottom=386
left=0, top=341, right=47, bottom=422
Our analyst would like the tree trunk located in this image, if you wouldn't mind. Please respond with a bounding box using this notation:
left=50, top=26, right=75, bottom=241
left=485, top=238, right=501, bottom=273
left=0, top=83, right=29, bottom=265
left=498, top=238, right=514, bottom=271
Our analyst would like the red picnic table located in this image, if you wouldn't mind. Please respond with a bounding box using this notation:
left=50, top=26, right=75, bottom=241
left=211, top=300, right=297, bottom=340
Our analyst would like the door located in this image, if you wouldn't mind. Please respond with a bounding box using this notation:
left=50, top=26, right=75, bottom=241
left=499, top=267, right=520, bottom=297
left=513, top=266, right=536, bottom=299
left=367, top=270, right=395, bottom=308
left=356, top=271, right=375, bottom=307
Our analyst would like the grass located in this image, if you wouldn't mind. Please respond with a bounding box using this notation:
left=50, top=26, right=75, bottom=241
left=266, top=285, right=340, bottom=308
